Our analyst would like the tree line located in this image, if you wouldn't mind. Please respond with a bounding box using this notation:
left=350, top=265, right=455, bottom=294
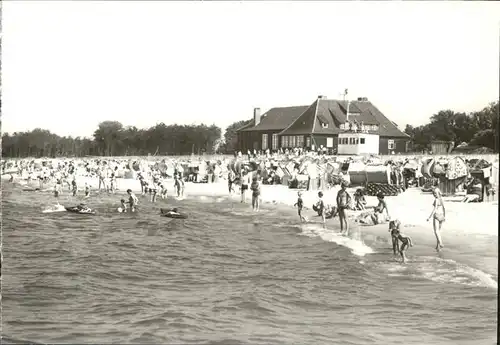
left=404, top=101, right=498, bottom=152
left=1, top=100, right=497, bottom=158
left=1, top=121, right=222, bottom=158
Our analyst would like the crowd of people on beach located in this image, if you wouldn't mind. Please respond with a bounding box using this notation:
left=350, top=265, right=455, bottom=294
left=4, top=149, right=492, bottom=264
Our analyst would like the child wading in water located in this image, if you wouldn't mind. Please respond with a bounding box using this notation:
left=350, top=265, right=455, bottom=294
left=250, top=176, right=261, bottom=211
left=389, top=220, right=413, bottom=263
left=118, top=199, right=128, bottom=213
left=126, top=189, right=139, bottom=212
left=294, top=191, right=307, bottom=222
left=314, top=191, right=327, bottom=226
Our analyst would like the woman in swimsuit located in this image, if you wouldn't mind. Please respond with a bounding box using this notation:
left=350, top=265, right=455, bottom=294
left=427, top=187, right=445, bottom=251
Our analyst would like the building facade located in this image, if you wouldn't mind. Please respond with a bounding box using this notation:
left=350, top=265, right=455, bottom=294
left=237, top=95, right=410, bottom=154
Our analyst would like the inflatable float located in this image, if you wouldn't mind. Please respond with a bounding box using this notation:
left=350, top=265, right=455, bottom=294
left=160, top=208, right=188, bottom=219
left=65, top=205, right=96, bottom=215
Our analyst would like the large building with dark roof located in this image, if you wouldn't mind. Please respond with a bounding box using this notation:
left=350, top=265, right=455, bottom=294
left=236, top=95, right=410, bottom=155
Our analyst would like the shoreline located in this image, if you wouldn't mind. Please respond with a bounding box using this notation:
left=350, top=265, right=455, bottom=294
left=6, top=173, right=498, bottom=238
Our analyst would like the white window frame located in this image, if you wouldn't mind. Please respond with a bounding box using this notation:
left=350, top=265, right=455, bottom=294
left=290, top=135, right=296, bottom=147
left=326, top=137, right=334, bottom=148
left=272, top=134, right=278, bottom=150
left=282, top=136, right=289, bottom=148
left=262, top=133, right=268, bottom=150
left=306, top=136, right=311, bottom=147
left=388, top=139, right=395, bottom=150
left=297, top=135, right=304, bottom=147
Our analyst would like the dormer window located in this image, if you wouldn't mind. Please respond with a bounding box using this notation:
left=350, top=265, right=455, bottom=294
left=340, top=123, right=345, bottom=130
left=321, top=122, right=329, bottom=129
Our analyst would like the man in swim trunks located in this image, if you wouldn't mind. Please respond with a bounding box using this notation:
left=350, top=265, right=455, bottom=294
left=228, top=170, right=236, bottom=194
left=336, top=181, right=351, bottom=235
left=71, top=178, right=78, bottom=196
left=240, top=170, right=251, bottom=203
left=250, top=176, right=261, bottom=211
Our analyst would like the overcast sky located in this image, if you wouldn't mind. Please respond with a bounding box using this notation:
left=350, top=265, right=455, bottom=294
left=2, top=1, right=499, bottom=138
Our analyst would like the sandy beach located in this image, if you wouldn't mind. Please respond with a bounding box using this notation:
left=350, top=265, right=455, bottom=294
left=9, top=172, right=498, bottom=238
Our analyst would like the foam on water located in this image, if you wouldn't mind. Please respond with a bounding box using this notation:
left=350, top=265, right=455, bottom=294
left=300, top=222, right=374, bottom=257
left=378, top=256, right=498, bottom=290
left=41, top=205, right=66, bottom=213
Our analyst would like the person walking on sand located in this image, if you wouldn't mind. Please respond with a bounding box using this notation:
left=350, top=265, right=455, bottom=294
left=427, top=187, right=445, bottom=251
left=336, top=181, right=352, bottom=235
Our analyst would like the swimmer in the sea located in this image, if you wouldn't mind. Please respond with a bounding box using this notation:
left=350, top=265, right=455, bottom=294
left=389, top=220, right=413, bottom=263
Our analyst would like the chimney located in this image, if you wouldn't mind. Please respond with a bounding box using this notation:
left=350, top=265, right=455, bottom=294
left=318, top=95, right=326, bottom=100
left=357, top=97, right=363, bottom=101
left=253, top=108, right=261, bottom=126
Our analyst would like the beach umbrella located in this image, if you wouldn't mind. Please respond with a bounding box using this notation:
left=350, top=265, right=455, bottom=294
left=132, top=161, right=141, bottom=171
left=421, top=158, right=435, bottom=179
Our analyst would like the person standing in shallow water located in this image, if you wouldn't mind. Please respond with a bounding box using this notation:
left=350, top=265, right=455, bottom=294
left=240, top=170, right=250, bottom=203
left=427, top=187, right=445, bottom=251
left=336, top=181, right=351, bottom=235
left=250, top=176, right=261, bottom=211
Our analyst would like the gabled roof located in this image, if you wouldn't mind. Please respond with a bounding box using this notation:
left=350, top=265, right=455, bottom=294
left=276, top=101, right=323, bottom=136
left=351, top=101, right=409, bottom=138
left=238, top=105, right=308, bottom=132
left=241, top=98, right=409, bottom=138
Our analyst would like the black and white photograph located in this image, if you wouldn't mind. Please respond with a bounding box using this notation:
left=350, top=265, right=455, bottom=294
left=1, top=1, right=498, bottom=344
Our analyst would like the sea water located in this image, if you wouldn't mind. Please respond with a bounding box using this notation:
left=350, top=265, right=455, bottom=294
left=1, top=182, right=497, bottom=345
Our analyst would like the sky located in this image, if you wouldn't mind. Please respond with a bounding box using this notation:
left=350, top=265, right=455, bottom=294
left=2, top=1, right=499, bottom=139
